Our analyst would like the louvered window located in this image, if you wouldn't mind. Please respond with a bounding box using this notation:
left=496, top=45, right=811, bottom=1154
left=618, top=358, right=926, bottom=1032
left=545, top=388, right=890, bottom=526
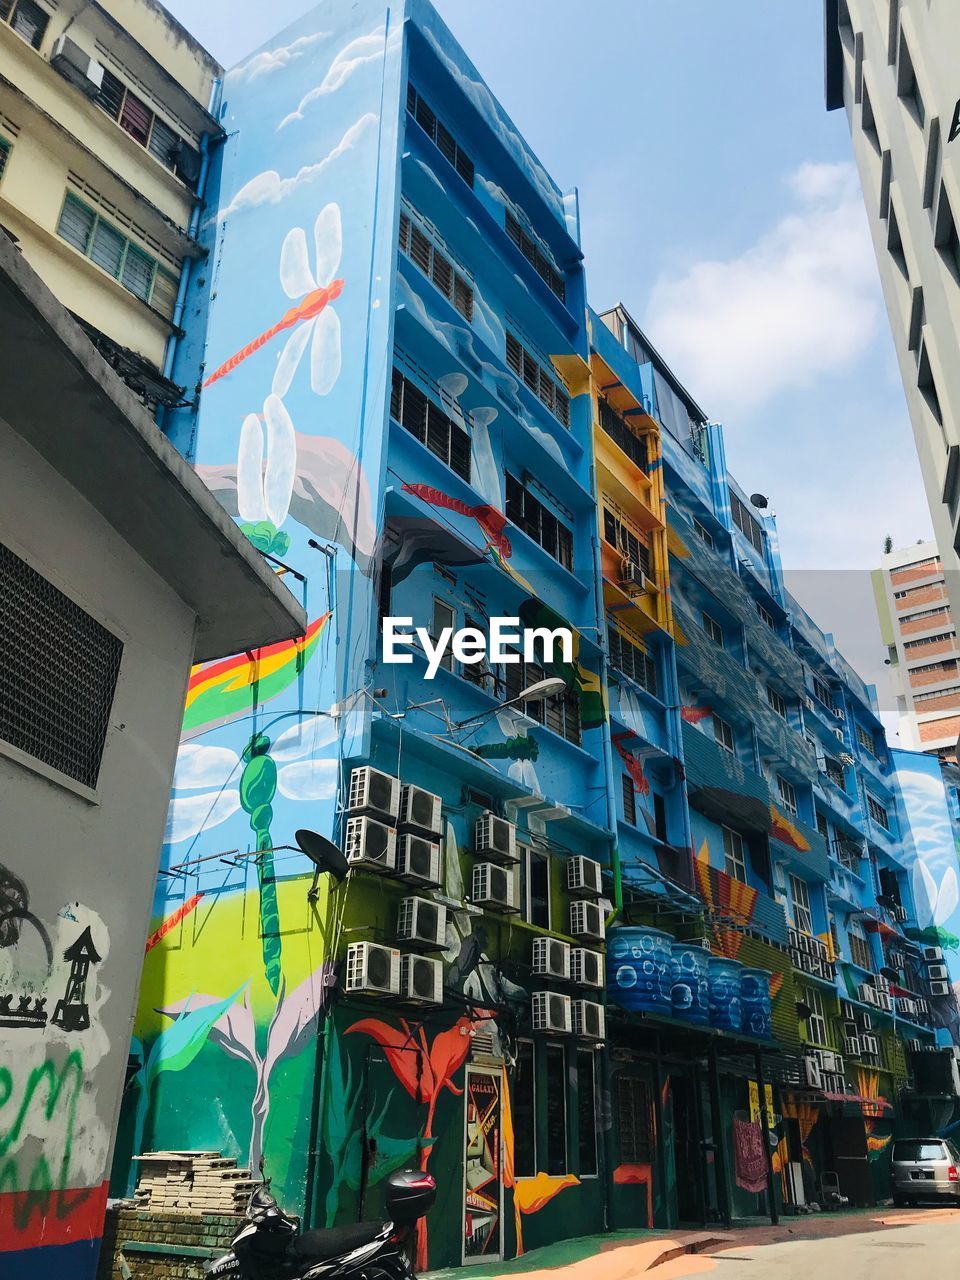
left=91, top=63, right=197, bottom=185
left=406, top=84, right=475, bottom=188
left=607, top=625, right=657, bottom=696
left=504, top=651, right=581, bottom=745
left=120, top=92, right=152, bottom=146
left=390, top=368, right=471, bottom=482
left=7, top=0, right=48, bottom=48
left=0, top=541, right=122, bottom=789
left=398, top=211, right=474, bottom=322
left=96, top=68, right=126, bottom=120
left=504, top=210, right=565, bottom=301
left=603, top=509, right=650, bottom=578
left=148, top=115, right=179, bottom=166
left=505, top=332, right=569, bottom=427
left=505, top=473, right=573, bottom=569
left=598, top=397, right=647, bottom=469
left=0, top=136, right=11, bottom=182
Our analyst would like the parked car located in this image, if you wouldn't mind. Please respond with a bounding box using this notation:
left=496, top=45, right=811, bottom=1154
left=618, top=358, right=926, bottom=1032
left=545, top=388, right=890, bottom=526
left=890, top=1138, right=960, bottom=1206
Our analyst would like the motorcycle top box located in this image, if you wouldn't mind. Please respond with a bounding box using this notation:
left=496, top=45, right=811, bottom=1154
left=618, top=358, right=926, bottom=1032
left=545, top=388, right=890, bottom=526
left=384, top=1169, right=437, bottom=1224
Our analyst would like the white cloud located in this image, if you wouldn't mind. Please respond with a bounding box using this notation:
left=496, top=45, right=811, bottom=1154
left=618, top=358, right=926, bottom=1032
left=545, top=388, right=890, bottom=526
left=278, top=27, right=386, bottom=129
left=218, top=114, right=377, bottom=218
left=227, top=31, right=330, bottom=84
left=644, top=160, right=880, bottom=416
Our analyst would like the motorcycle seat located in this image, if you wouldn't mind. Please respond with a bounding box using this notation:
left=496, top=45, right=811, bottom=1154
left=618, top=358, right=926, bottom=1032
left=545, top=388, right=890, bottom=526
left=291, top=1221, right=385, bottom=1263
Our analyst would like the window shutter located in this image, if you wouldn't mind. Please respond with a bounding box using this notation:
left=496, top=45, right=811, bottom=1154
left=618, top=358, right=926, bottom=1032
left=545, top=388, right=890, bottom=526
left=58, top=195, right=96, bottom=253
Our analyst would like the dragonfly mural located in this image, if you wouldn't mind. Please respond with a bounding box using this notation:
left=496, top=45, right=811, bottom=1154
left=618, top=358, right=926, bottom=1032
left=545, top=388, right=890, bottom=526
left=203, top=203, right=344, bottom=395
left=236, top=394, right=298, bottom=556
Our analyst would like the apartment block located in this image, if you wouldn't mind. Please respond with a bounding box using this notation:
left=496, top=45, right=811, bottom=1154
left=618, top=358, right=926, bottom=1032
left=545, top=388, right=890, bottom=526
left=825, top=0, right=960, bottom=624
left=873, top=540, right=960, bottom=758
left=0, top=0, right=222, bottom=406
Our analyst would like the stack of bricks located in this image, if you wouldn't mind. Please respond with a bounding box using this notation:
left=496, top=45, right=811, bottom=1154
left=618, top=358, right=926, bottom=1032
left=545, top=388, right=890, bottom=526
left=95, top=1204, right=241, bottom=1280
left=132, top=1151, right=256, bottom=1215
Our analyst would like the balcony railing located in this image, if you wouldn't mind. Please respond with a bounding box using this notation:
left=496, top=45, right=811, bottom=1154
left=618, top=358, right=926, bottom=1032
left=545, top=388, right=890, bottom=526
left=598, top=398, right=648, bottom=472
left=831, top=836, right=864, bottom=875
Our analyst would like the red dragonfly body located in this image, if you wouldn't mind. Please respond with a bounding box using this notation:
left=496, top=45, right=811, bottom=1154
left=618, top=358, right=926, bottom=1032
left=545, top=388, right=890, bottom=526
left=204, top=278, right=345, bottom=388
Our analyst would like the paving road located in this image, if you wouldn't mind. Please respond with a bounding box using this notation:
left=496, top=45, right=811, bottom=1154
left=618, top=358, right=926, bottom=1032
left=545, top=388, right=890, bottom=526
left=670, top=1216, right=960, bottom=1279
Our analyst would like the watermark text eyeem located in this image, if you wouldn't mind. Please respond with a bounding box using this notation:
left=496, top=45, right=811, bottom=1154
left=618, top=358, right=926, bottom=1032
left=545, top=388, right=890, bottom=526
left=382, top=617, right=573, bottom=679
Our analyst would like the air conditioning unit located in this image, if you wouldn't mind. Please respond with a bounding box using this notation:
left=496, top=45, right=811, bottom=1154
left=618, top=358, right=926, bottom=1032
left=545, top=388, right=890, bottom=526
left=923, top=946, right=944, bottom=963
left=344, top=816, right=397, bottom=873
left=929, top=980, right=951, bottom=996
left=897, top=998, right=917, bottom=1017
left=571, top=947, right=604, bottom=988
left=861, top=1034, right=879, bottom=1056
left=395, top=834, right=441, bottom=887
left=876, top=991, right=893, bottom=1012
left=399, top=954, right=443, bottom=1006
left=567, top=856, right=602, bottom=896
left=833, top=707, right=845, bottom=720
left=621, top=559, right=646, bottom=588
left=532, top=991, right=571, bottom=1034
left=532, top=936, right=570, bottom=980
left=345, top=942, right=400, bottom=996
left=841, top=1000, right=857, bottom=1021
left=833, top=727, right=844, bottom=741
left=927, top=964, right=949, bottom=981
left=570, top=900, right=605, bottom=941
left=916, top=998, right=929, bottom=1015
left=348, top=766, right=400, bottom=822
left=397, top=897, right=446, bottom=948
left=905, top=1038, right=923, bottom=1053
left=818, top=1050, right=839, bottom=1073
left=844, top=1036, right=861, bottom=1057
left=874, top=973, right=890, bottom=992
left=474, top=812, right=518, bottom=863
left=859, top=983, right=877, bottom=1006
left=472, top=862, right=515, bottom=912
left=50, top=35, right=104, bottom=96
left=803, top=1055, right=823, bottom=1088
left=572, top=999, right=605, bottom=1041
left=398, top=783, right=442, bottom=835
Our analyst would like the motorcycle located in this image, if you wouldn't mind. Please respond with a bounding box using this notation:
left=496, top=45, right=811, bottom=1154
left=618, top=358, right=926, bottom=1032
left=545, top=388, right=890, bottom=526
left=204, top=1169, right=438, bottom=1280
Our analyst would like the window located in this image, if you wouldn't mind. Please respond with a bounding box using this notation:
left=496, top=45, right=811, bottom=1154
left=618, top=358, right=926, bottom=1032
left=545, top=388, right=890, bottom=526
left=867, top=793, right=890, bottom=830
left=848, top=928, right=873, bottom=971
left=804, top=986, right=828, bottom=1047
left=757, top=601, right=777, bottom=631
left=390, top=367, right=471, bottom=481
left=812, top=675, right=833, bottom=709
left=0, top=540, right=123, bottom=790
left=777, top=775, right=798, bottom=816
left=3, top=0, right=48, bottom=49
left=56, top=193, right=179, bottom=317
left=790, top=874, right=813, bottom=935
left=0, top=135, right=9, bottom=181
left=903, top=605, right=950, bottom=623
left=654, top=793, right=668, bottom=843
left=430, top=598, right=455, bottom=672
left=406, top=84, right=475, bottom=187
left=607, top=625, right=657, bottom=696
left=621, top=774, right=636, bottom=825
left=545, top=1044, right=567, bottom=1176
left=815, top=811, right=829, bottom=840
left=598, top=397, right=647, bottom=470
left=922, top=119, right=941, bottom=211
left=713, top=714, right=735, bottom=755
left=519, top=845, right=550, bottom=928
left=862, top=81, right=881, bottom=154
left=577, top=1050, right=599, bottom=1177
left=887, top=204, right=908, bottom=279
left=603, top=509, right=650, bottom=579
left=934, top=184, right=960, bottom=283
left=914, top=685, right=960, bottom=705
left=702, top=611, right=724, bottom=647
left=693, top=517, right=714, bottom=549
left=767, top=686, right=787, bottom=719
left=92, top=66, right=201, bottom=188
left=887, top=0, right=900, bottom=64
left=505, top=209, right=565, bottom=301
left=911, top=658, right=959, bottom=678
left=723, top=826, right=747, bottom=883
left=904, top=632, right=954, bottom=650
left=503, top=650, right=581, bottom=746
left=896, top=30, right=925, bottom=127
left=617, top=1076, right=653, bottom=1163
left=506, top=333, right=570, bottom=427
left=824, top=757, right=846, bottom=790
left=398, top=210, right=473, bottom=321
left=506, top=473, right=573, bottom=569
left=856, top=724, right=876, bottom=756
left=513, top=1041, right=536, bottom=1178
left=729, top=490, right=764, bottom=555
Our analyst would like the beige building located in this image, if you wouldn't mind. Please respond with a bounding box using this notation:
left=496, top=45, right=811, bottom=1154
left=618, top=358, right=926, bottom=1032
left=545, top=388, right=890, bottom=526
left=873, top=540, right=960, bottom=758
left=826, top=1, right=960, bottom=623
left=0, top=0, right=221, bottom=407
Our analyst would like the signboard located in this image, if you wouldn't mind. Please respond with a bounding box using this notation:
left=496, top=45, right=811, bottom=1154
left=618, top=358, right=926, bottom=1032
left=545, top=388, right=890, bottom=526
left=463, top=1068, right=502, bottom=1263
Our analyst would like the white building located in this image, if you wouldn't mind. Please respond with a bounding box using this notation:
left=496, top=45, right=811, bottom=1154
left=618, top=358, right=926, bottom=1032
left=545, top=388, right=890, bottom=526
left=825, top=0, right=960, bottom=623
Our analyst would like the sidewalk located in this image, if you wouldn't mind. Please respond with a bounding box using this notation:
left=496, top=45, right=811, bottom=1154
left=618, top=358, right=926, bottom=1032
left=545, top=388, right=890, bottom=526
left=425, top=1206, right=960, bottom=1280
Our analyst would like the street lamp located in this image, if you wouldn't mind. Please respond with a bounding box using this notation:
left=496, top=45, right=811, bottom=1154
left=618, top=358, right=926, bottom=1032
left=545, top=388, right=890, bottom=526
left=452, top=676, right=567, bottom=729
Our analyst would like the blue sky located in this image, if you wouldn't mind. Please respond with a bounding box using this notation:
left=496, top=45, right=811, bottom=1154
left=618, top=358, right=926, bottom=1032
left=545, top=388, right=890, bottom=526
left=166, top=0, right=930, bottom=716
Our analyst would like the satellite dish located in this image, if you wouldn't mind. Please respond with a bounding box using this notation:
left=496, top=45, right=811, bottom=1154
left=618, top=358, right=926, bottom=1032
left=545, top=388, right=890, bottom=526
left=880, top=966, right=899, bottom=983
left=295, top=829, right=348, bottom=883
left=795, top=1000, right=813, bottom=1020
left=876, top=894, right=896, bottom=911
left=750, top=493, right=768, bottom=510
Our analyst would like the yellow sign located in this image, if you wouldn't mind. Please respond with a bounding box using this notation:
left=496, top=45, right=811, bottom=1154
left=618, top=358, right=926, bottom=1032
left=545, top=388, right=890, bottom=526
left=748, top=1080, right=777, bottom=1132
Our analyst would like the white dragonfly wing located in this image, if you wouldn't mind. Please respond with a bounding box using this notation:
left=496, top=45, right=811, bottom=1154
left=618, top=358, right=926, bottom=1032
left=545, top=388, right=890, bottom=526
left=313, top=202, right=342, bottom=286
left=936, top=866, right=960, bottom=925
left=262, top=394, right=298, bottom=527
left=494, top=707, right=528, bottom=737
left=280, top=225, right=317, bottom=298
left=272, top=320, right=313, bottom=397
left=164, top=789, right=241, bottom=844
left=173, top=743, right=241, bottom=790
left=918, top=858, right=939, bottom=918
left=272, top=712, right=338, bottom=761
left=310, top=306, right=341, bottom=395
left=236, top=414, right=266, bottom=522
left=276, top=758, right=338, bottom=801
left=508, top=759, right=541, bottom=795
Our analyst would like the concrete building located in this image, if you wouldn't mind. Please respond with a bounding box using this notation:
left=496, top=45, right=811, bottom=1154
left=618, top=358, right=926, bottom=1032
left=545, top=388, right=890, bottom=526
left=96, top=2, right=960, bottom=1265
left=0, top=0, right=222, bottom=408
left=0, top=233, right=304, bottom=1280
left=873, top=540, right=960, bottom=759
left=825, top=0, right=960, bottom=623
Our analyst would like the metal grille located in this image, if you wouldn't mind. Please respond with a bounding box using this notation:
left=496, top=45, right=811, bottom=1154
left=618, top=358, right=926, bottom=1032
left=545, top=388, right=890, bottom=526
left=0, top=542, right=122, bottom=789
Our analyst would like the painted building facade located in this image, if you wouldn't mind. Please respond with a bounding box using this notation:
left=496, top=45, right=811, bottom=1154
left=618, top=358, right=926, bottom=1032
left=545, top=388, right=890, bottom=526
left=102, top=0, right=960, bottom=1270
